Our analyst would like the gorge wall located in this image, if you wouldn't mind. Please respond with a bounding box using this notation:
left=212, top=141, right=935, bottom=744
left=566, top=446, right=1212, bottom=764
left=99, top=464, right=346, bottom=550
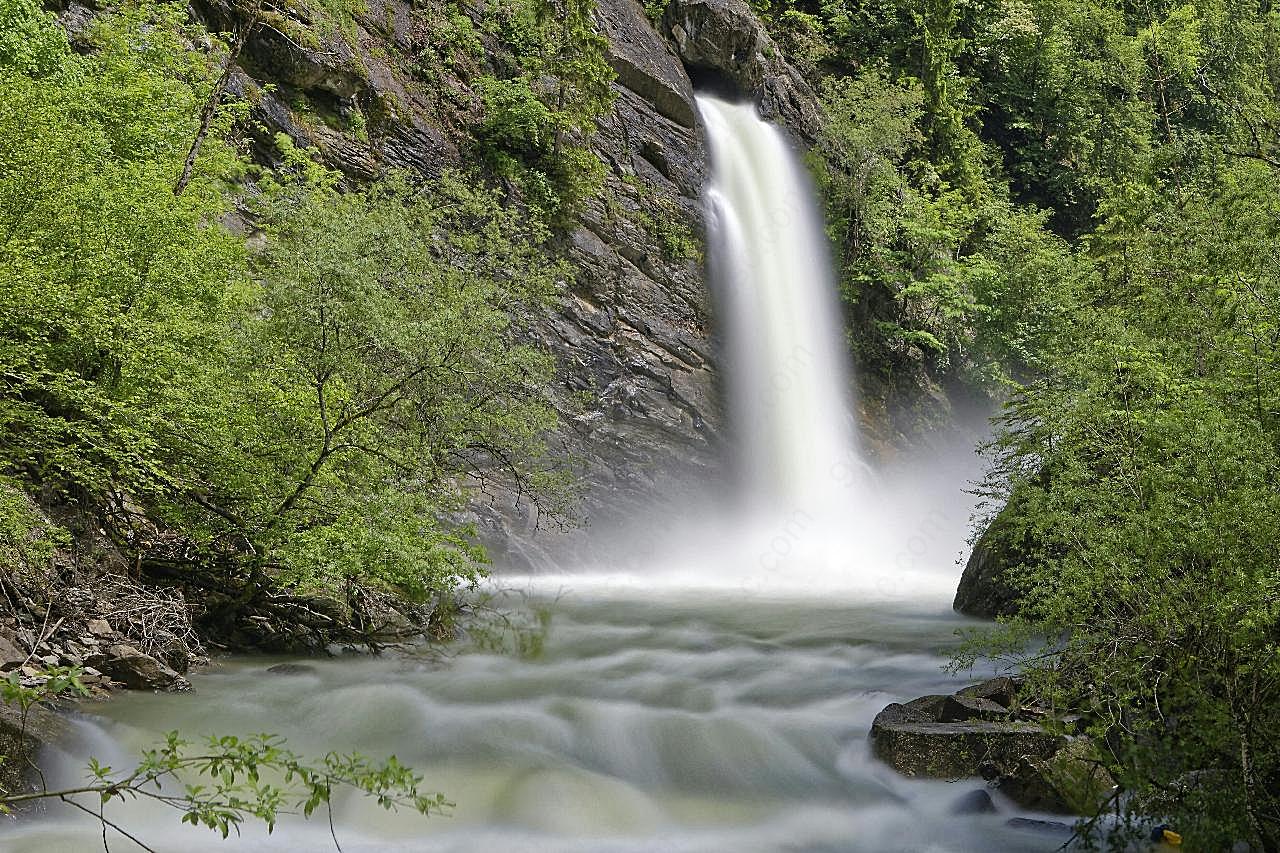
left=123, top=0, right=828, bottom=558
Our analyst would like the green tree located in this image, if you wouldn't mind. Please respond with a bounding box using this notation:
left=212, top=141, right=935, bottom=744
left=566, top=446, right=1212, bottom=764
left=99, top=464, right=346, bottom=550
left=966, top=158, right=1280, bottom=851
left=810, top=69, right=1073, bottom=388
left=0, top=0, right=566, bottom=644
left=477, top=0, right=615, bottom=222
left=153, top=159, right=563, bottom=625
left=0, top=0, right=248, bottom=505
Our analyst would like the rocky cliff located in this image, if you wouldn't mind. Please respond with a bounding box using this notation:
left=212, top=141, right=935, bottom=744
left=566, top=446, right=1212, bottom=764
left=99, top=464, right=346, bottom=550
left=154, top=0, right=822, bottom=561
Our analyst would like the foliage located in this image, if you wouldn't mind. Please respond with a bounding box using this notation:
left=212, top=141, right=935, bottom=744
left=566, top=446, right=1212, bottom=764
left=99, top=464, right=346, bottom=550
left=170, top=157, right=564, bottom=601
left=0, top=0, right=246, bottom=506
left=633, top=198, right=701, bottom=262
left=0, top=483, right=67, bottom=577
left=1, top=667, right=87, bottom=726
left=643, top=0, right=667, bottom=25
left=774, top=9, right=834, bottom=72
left=476, top=0, right=615, bottom=223
left=960, top=159, right=1280, bottom=851
left=0, top=0, right=565, bottom=634
left=410, top=0, right=484, bottom=84
left=809, top=69, right=1073, bottom=386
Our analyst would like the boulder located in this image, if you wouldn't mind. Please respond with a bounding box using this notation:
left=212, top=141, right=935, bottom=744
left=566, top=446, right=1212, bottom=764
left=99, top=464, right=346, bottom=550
left=151, top=635, right=198, bottom=674
left=85, top=619, right=114, bottom=638
left=954, top=476, right=1059, bottom=618
left=957, top=675, right=1020, bottom=708
left=90, top=644, right=189, bottom=692
left=998, top=737, right=1116, bottom=814
left=871, top=679, right=1115, bottom=818
left=953, top=517, right=1023, bottom=618
left=871, top=700, right=1063, bottom=779
left=0, top=630, right=26, bottom=671
left=266, top=662, right=317, bottom=676
left=938, top=694, right=1010, bottom=723
left=1006, top=817, right=1075, bottom=836
left=950, top=788, right=997, bottom=815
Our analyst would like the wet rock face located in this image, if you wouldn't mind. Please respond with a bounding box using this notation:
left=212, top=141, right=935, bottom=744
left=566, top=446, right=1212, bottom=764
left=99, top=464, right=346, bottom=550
left=523, top=81, right=721, bottom=545
left=597, top=0, right=698, bottom=128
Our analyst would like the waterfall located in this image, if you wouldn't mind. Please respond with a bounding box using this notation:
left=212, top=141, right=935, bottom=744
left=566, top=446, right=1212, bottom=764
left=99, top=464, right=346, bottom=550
left=697, top=95, right=863, bottom=514
left=497, top=96, right=970, bottom=602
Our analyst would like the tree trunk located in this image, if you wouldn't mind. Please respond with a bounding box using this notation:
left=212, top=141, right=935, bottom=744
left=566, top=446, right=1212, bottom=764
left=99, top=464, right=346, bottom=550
left=174, top=17, right=256, bottom=196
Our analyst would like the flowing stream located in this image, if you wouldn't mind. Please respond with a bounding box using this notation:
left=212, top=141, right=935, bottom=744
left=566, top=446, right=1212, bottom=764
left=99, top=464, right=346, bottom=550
left=6, top=597, right=1066, bottom=852
left=2, top=99, right=1064, bottom=850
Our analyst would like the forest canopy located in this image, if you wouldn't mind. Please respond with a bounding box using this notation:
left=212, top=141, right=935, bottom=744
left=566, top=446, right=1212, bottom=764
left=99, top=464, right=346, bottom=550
left=770, top=0, right=1280, bottom=846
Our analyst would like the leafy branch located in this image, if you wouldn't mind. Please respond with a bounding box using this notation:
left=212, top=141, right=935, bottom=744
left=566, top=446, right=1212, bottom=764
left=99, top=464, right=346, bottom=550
left=2, top=724, right=447, bottom=852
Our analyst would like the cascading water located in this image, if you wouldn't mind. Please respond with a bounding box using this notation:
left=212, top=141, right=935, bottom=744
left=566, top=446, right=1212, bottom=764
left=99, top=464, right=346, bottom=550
left=698, top=95, right=861, bottom=513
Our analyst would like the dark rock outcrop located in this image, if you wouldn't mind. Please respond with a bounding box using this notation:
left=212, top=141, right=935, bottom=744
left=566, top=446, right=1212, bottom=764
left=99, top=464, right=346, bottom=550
left=662, top=0, right=821, bottom=138
left=954, top=504, right=1028, bottom=618
left=957, top=675, right=1019, bottom=706
left=597, top=0, right=698, bottom=128
left=955, top=472, right=1061, bottom=619
left=0, top=629, right=24, bottom=670
left=872, top=678, right=1117, bottom=816
left=953, top=530, right=1021, bottom=618
left=266, top=662, right=318, bottom=676
left=1006, top=817, right=1075, bottom=836
left=870, top=696, right=1061, bottom=779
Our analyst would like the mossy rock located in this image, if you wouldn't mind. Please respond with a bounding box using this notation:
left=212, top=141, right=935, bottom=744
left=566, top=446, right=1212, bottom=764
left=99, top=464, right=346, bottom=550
left=870, top=700, right=1062, bottom=779
left=998, top=737, right=1117, bottom=814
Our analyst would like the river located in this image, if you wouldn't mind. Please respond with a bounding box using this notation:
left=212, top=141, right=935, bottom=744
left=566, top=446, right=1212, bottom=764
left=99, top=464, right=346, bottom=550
left=3, top=588, right=1069, bottom=852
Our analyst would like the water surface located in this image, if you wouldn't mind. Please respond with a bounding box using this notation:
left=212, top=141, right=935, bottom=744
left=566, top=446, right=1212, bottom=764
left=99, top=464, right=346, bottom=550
left=4, top=591, right=1067, bottom=852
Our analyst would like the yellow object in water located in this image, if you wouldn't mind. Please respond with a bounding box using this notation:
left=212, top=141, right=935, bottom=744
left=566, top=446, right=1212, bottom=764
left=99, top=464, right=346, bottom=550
left=1162, top=828, right=1183, bottom=846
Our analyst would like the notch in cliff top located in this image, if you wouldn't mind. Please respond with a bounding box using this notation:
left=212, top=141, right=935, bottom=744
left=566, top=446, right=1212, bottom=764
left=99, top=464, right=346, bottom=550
left=686, top=65, right=743, bottom=102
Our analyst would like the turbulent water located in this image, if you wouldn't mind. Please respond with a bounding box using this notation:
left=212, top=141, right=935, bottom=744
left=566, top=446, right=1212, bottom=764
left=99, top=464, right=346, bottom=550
left=4, top=595, right=1066, bottom=852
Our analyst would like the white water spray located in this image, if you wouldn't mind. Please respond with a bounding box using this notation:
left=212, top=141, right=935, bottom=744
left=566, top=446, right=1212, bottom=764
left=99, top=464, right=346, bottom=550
left=698, top=95, right=863, bottom=513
